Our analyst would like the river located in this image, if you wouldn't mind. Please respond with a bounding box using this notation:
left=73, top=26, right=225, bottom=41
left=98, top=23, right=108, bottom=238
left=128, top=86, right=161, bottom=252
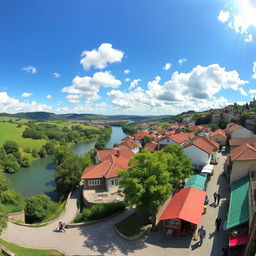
left=5, top=126, right=126, bottom=201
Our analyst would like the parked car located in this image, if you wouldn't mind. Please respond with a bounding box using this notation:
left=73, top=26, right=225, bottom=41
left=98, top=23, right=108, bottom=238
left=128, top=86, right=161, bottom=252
left=221, top=146, right=227, bottom=154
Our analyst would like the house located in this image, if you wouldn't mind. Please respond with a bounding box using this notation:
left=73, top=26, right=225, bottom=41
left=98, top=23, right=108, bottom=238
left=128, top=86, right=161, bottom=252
left=144, top=141, right=158, bottom=152
left=118, top=138, right=140, bottom=153
left=81, top=154, right=129, bottom=191
left=226, top=124, right=255, bottom=139
left=229, top=138, right=256, bottom=150
left=210, top=129, right=227, bottom=146
left=229, top=143, right=256, bottom=184
left=134, top=131, right=157, bottom=142
left=96, top=147, right=134, bottom=163
left=158, top=133, right=193, bottom=149
left=183, top=137, right=216, bottom=169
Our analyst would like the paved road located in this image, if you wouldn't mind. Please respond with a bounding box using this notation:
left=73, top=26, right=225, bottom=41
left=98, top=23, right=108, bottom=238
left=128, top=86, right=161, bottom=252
left=1, top=153, right=229, bottom=256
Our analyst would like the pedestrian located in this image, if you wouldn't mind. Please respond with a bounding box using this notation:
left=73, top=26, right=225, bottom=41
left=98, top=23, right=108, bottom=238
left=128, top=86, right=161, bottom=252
left=217, top=193, right=221, bottom=206
left=197, top=225, right=206, bottom=246
left=215, top=217, right=222, bottom=232
left=58, top=221, right=62, bottom=232
left=204, top=196, right=209, bottom=205
left=213, top=192, right=217, bottom=204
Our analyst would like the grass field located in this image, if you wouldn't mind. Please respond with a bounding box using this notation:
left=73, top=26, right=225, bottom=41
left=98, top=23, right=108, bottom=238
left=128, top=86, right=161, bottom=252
left=0, top=123, right=46, bottom=150
left=0, top=238, right=63, bottom=256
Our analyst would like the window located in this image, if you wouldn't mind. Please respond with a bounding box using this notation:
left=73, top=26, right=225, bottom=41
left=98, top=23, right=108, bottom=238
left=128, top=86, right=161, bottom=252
left=88, top=179, right=100, bottom=186
left=111, top=180, right=114, bottom=185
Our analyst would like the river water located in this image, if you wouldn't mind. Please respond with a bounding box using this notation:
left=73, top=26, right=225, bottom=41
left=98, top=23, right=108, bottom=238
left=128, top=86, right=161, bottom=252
left=5, top=126, right=126, bottom=200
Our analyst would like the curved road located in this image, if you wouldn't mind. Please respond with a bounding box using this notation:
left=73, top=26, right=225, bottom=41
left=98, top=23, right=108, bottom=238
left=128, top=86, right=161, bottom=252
left=1, top=155, right=228, bottom=256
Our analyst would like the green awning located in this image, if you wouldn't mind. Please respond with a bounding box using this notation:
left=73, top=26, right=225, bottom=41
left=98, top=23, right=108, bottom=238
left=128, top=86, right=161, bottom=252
left=184, top=175, right=207, bottom=190
left=227, top=176, right=249, bottom=229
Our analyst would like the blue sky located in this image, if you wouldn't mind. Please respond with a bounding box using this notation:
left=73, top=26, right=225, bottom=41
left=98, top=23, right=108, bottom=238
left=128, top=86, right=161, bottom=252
left=1, top=0, right=256, bottom=115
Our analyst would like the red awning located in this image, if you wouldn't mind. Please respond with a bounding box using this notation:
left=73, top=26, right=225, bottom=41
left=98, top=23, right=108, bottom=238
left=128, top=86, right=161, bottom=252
left=159, top=187, right=206, bottom=225
left=229, top=234, right=249, bottom=247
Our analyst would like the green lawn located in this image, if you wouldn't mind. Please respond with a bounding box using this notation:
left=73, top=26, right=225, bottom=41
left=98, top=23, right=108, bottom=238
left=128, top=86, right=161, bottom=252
left=0, top=123, right=46, bottom=150
left=0, top=238, right=63, bottom=256
left=115, top=212, right=150, bottom=237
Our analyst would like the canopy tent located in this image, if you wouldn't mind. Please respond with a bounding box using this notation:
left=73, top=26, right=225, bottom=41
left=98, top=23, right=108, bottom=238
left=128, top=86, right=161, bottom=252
left=159, top=187, right=206, bottom=225
left=201, top=164, right=214, bottom=174
left=227, top=176, right=249, bottom=229
left=184, top=175, right=206, bottom=190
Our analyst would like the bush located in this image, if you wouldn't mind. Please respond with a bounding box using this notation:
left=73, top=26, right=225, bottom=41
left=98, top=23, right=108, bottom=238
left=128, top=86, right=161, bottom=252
left=0, top=190, right=24, bottom=212
left=0, top=204, right=8, bottom=234
left=23, top=147, right=31, bottom=153
left=74, top=202, right=125, bottom=223
left=24, top=194, right=56, bottom=223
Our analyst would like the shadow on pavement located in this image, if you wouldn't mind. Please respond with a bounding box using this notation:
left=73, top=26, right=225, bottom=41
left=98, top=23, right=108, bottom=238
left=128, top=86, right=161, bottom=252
left=210, top=174, right=229, bottom=256
left=78, top=210, right=147, bottom=255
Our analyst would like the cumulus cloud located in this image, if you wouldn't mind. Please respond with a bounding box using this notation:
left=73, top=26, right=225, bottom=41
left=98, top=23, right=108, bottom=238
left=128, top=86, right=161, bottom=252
left=124, top=69, right=130, bottom=74
left=218, top=10, right=230, bottom=23
left=66, top=94, right=80, bottom=103
left=107, top=64, right=246, bottom=115
left=178, top=58, right=187, bottom=65
left=163, top=63, right=171, bottom=71
left=129, top=79, right=142, bottom=90
left=245, top=34, right=253, bottom=42
left=252, top=61, right=256, bottom=79
left=125, top=78, right=130, bottom=82
left=80, top=43, right=124, bottom=70
left=0, top=92, right=52, bottom=113
left=21, top=92, right=33, bottom=98
left=238, top=87, right=248, bottom=96
left=249, top=89, right=256, bottom=94
left=22, top=66, right=37, bottom=74
left=53, top=72, right=61, bottom=78
left=62, top=71, right=121, bottom=101
left=46, top=95, right=52, bottom=99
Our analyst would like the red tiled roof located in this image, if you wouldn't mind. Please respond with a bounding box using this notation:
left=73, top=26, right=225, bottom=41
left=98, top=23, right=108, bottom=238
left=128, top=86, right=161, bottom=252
left=229, top=138, right=256, bottom=147
left=81, top=154, right=128, bottom=179
left=122, top=136, right=134, bottom=142
left=231, top=143, right=256, bottom=161
left=183, top=137, right=215, bottom=155
left=169, top=133, right=193, bottom=144
left=200, top=136, right=219, bottom=150
left=97, top=147, right=134, bottom=162
left=210, top=129, right=227, bottom=139
left=229, top=124, right=241, bottom=132
left=134, top=131, right=156, bottom=141
left=119, top=140, right=139, bottom=150
left=144, top=141, right=158, bottom=152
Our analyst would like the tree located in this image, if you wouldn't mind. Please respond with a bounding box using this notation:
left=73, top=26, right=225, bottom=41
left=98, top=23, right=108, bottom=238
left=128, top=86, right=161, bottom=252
left=55, top=155, right=85, bottom=195
left=43, top=142, right=56, bottom=155
left=0, top=172, right=9, bottom=192
left=0, top=204, right=8, bottom=234
left=54, top=146, right=73, bottom=165
left=31, top=149, right=39, bottom=158
left=3, top=154, right=19, bottom=173
left=20, top=156, right=30, bottom=167
left=38, top=147, right=47, bottom=158
left=210, top=123, right=219, bottom=132
left=24, top=194, right=54, bottom=223
left=118, top=150, right=172, bottom=228
left=3, top=140, right=19, bottom=154
left=0, top=190, right=24, bottom=209
left=141, top=136, right=153, bottom=147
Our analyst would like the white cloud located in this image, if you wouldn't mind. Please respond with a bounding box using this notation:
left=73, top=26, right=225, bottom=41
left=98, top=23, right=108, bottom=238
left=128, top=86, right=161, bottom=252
left=21, top=92, right=33, bottom=98
left=107, top=64, right=246, bottom=115
left=22, top=66, right=37, bottom=74
left=163, top=63, right=171, bottom=71
left=66, top=94, right=80, bottom=103
left=129, top=79, right=142, bottom=90
left=124, top=69, right=130, bottom=74
left=252, top=61, right=256, bottom=79
left=46, top=95, right=52, bottom=99
left=178, top=58, right=187, bottom=65
left=53, top=72, right=60, bottom=78
left=0, top=92, right=52, bottom=113
left=125, top=78, right=130, bottom=82
left=245, top=34, right=253, bottom=42
left=218, top=10, right=230, bottom=23
left=249, top=89, right=256, bottom=94
left=238, top=87, right=248, bottom=96
left=62, top=71, right=121, bottom=101
left=80, top=43, right=124, bottom=70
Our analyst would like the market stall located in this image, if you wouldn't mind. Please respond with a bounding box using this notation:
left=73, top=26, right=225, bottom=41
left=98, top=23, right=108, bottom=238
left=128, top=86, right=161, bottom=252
left=159, top=187, right=206, bottom=236
left=184, top=174, right=207, bottom=191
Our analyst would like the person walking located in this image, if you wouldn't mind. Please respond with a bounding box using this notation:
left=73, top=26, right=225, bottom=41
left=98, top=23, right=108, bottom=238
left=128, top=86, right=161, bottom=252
left=215, top=217, right=222, bottom=232
left=197, top=225, right=206, bottom=246
left=213, top=192, right=217, bottom=204
left=217, top=193, right=221, bottom=206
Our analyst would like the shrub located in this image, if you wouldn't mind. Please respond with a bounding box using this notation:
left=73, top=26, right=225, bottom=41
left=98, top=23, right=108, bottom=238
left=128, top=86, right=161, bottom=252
left=0, top=190, right=24, bottom=212
left=24, top=194, right=56, bottom=223
left=0, top=204, right=8, bottom=234
left=74, top=202, right=125, bottom=223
